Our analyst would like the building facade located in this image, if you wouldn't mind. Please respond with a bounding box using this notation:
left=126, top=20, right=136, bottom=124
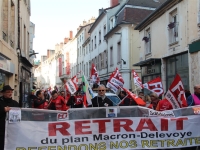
left=134, top=0, right=198, bottom=94
left=0, top=0, right=33, bottom=104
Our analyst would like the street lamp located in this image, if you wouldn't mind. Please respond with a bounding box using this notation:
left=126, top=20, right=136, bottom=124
left=121, top=58, right=126, bottom=65
left=29, top=52, right=38, bottom=57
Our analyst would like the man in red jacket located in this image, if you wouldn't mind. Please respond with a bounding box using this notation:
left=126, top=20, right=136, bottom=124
left=48, top=90, right=67, bottom=111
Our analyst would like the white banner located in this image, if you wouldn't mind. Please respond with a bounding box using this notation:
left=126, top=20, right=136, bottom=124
left=5, top=114, right=200, bottom=149
left=66, top=80, right=77, bottom=94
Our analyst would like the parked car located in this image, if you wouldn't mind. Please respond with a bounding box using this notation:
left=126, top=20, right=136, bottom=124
left=93, top=92, right=121, bottom=106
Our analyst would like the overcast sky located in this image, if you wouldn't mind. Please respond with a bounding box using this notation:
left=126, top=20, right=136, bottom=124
left=30, top=0, right=110, bottom=60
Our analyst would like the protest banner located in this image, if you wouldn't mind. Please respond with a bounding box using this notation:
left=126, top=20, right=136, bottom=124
left=5, top=108, right=200, bottom=150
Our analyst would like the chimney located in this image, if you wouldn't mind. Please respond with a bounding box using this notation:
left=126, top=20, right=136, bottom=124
left=47, top=49, right=50, bottom=58
left=69, top=31, right=73, bottom=39
left=110, top=0, right=118, bottom=7
left=99, top=8, right=104, bottom=15
left=83, top=20, right=86, bottom=25
left=60, top=42, right=63, bottom=49
left=64, top=38, right=69, bottom=44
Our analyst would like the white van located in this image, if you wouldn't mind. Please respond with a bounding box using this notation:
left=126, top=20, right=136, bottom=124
left=93, top=92, right=121, bottom=106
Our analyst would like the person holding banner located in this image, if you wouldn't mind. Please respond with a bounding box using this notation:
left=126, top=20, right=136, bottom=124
left=0, top=85, right=19, bottom=150
left=89, top=84, right=113, bottom=107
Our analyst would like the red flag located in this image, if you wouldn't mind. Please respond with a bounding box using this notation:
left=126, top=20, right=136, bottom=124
left=143, top=77, right=164, bottom=96
left=165, top=74, right=187, bottom=109
left=106, top=68, right=124, bottom=93
left=65, top=75, right=79, bottom=94
left=132, top=70, right=143, bottom=89
left=121, top=87, right=146, bottom=106
left=90, top=63, right=100, bottom=85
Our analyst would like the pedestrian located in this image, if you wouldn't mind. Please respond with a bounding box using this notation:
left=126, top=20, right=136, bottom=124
left=187, top=85, right=200, bottom=106
left=89, top=84, right=113, bottom=107
left=144, top=95, right=153, bottom=109
left=119, top=91, right=137, bottom=106
left=184, top=85, right=200, bottom=150
left=48, top=90, right=67, bottom=111
left=138, top=91, right=144, bottom=99
left=150, top=92, right=160, bottom=110
left=32, top=90, right=48, bottom=121
left=29, top=89, right=37, bottom=108
left=60, top=91, right=65, bottom=99
left=67, top=92, right=83, bottom=108
left=34, top=90, right=48, bottom=109
left=0, top=85, right=19, bottom=150
left=44, top=90, right=50, bottom=101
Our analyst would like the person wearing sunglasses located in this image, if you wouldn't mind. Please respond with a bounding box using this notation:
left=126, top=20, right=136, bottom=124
left=89, top=84, right=113, bottom=107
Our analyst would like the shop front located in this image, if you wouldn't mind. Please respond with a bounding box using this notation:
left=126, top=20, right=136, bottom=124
left=165, top=52, right=189, bottom=90
left=133, top=58, right=161, bottom=95
left=0, top=54, right=15, bottom=96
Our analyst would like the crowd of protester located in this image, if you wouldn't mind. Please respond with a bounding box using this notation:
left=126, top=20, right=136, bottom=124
left=1, top=84, right=200, bottom=149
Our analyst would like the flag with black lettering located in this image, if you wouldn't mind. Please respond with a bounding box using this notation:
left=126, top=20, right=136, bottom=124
left=65, top=75, right=79, bottom=94
left=132, top=70, right=143, bottom=89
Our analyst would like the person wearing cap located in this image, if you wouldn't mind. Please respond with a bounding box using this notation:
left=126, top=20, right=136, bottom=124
left=0, top=85, right=19, bottom=150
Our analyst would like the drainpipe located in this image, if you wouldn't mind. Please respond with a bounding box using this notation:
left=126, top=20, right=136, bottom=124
left=17, top=0, right=21, bottom=106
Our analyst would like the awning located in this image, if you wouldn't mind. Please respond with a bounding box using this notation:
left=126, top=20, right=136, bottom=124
left=133, top=58, right=161, bottom=67
left=20, top=56, right=33, bottom=67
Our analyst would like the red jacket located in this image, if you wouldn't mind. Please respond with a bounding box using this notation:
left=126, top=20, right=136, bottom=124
left=156, top=99, right=173, bottom=111
left=51, top=96, right=67, bottom=111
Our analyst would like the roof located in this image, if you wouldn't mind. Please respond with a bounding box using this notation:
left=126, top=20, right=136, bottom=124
left=75, top=23, right=94, bottom=37
left=88, top=11, right=106, bottom=33
left=135, top=0, right=181, bottom=30
left=105, top=7, right=153, bottom=39
left=116, top=7, right=153, bottom=25
left=126, top=0, right=167, bottom=8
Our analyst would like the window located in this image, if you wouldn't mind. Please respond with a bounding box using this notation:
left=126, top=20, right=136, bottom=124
left=99, top=54, right=101, bottom=70
left=100, top=53, right=103, bottom=69
left=104, top=50, right=107, bottom=68
left=89, top=61, right=91, bottom=74
left=80, top=47, right=81, bottom=56
left=110, top=47, right=113, bottom=66
left=89, top=44, right=90, bottom=52
left=92, top=40, right=93, bottom=51
left=84, top=64, right=85, bottom=75
left=99, top=30, right=101, bottom=44
left=103, top=25, right=106, bottom=36
left=86, top=62, right=88, bottom=77
left=166, top=53, right=189, bottom=90
left=117, top=42, right=121, bottom=63
left=95, top=57, right=97, bottom=70
left=94, top=36, right=96, bottom=48
left=169, top=9, right=178, bottom=44
left=144, top=28, right=151, bottom=54
left=77, top=48, right=79, bottom=57
left=110, top=17, right=115, bottom=30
